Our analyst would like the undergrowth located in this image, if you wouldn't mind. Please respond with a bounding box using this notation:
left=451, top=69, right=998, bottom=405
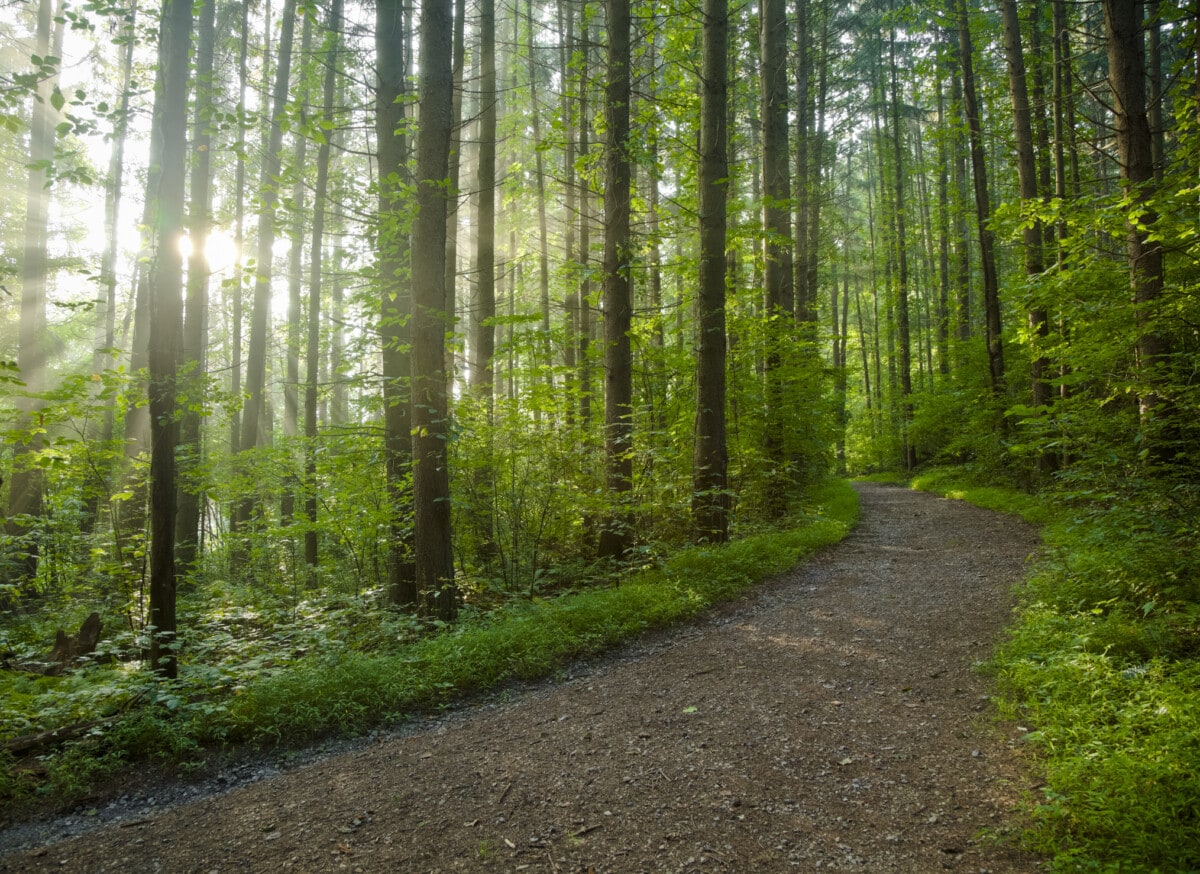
left=0, top=479, right=858, bottom=813
left=912, top=467, right=1200, bottom=873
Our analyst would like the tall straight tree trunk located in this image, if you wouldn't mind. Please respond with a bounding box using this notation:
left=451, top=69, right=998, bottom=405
left=471, top=0, right=497, bottom=403
left=597, top=0, right=634, bottom=559
left=377, top=0, right=417, bottom=606
left=91, top=1, right=138, bottom=511
left=1103, top=0, right=1171, bottom=435
left=1000, top=0, right=1051, bottom=414
left=282, top=13, right=314, bottom=525
left=805, top=4, right=828, bottom=329
left=229, top=0, right=250, bottom=461
left=527, top=0, right=552, bottom=390
left=7, top=0, right=64, bottom=581
left=760, top=0, right=793, bottom=518
left=559, top=0, right=578, bottom=426
left=957, top=0, right=1005, bottom=393
left=175, top=0, right=216, bottom=576
left=935, top=66, right=951, bottom=376
left=578, top=21, right=594, bottom=430
left=236, top=0, right=299, bottom=528
left=306, top=0, right=341, bottom=574
left=147, top=0, right=193, bottom=678
left=889, top=21, right=915, bottom=470
left=693, top=0, right=729, bottom=543
left=411, top=0, right=457, bottom=619
left=443, top=0, right=467, bottom=381
left=1147, top=0, right=1164, bottom=184
left=794, top=0, right=811, bottom=323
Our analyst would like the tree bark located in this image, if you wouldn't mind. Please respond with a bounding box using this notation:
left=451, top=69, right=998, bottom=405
left=957, top=0, right=1005, bottom=394
left=597, top=0, right=634, bottom=559
left=411, top=0, right=458, bottom=619
left=693, top=0, right=729, bottom=543
left=1103, top=0, right=1170, bottom=434
left=7, top=0, right=63, bottom=582
left=471, top=0, right=497, bottom=404
left=236, top=0, right=299, bottom=529
left=760, top=0, right=793, bottom=518
left=889, top=21, right=915, bottom=470
left=306, top=0, right=342, bottom=575
left=146, top=0, right=193, bottom=678
left=377, top=0, right=417, bottom=606
left=1000, top=0, right=1050, bottom=413
left=175, top=0, right=216, bottom=576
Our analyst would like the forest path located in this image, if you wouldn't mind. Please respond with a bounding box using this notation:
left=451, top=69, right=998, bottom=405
left=1, top=483, right=1044, bottom=872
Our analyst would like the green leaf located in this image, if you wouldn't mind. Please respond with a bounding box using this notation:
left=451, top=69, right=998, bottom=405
left=50, top=88, right=65, bottom=111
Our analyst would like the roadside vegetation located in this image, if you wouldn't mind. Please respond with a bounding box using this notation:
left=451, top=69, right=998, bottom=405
left=913, top=468, right=1199, bottom=873
left=0, top=480, right=857, bottom=812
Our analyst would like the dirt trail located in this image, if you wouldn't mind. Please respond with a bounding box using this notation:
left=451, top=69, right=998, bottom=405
left=0, top=483, right=1044, bottom=872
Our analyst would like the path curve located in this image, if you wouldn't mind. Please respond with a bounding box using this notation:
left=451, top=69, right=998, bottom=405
left=1, top=483, right=1043, bottom=872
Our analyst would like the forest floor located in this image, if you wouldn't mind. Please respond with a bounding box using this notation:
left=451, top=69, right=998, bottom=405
left=0, top=482, right=1046, bottom=872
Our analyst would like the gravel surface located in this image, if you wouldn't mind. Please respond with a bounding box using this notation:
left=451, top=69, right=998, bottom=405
left=0, top=482, right=1045, bottom=872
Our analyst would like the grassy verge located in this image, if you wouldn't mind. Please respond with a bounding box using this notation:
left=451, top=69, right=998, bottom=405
left=1, top=479, right=858, bottom=811
left=910, top=468, right=1200, bottom=873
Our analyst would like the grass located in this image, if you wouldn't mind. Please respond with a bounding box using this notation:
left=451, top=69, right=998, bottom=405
left=909, top=467, right=1200, bottom=873
left=0, top=479, right=859, bottom=811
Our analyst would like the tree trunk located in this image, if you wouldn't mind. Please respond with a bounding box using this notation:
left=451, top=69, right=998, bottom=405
left=377, top=0, right=417, bottom=606
left=7, top=0, right=64, bottom=582
left=693, top=0, right=729, bottom=543
left=229, top=0, right=250, bottom=461
left=411, top=0, right=457, bottom=619
left=1103, top=0, right=1170, bottom=435
left=282, top=14, right=313, bottom=525
left=443, top=0, right=467, bottom=382
left=760, top=0, right=793, bottom=518
left=1000, top=0, right=1050, bottom=416
left=86, top=2, right=138, bottom=535
left=147, top=0, right=193, bottom=678
left=236, top=0, right=299, bottom=529
left=889, top=21, right=915, bottom=470
left=175, top=0, right=216, bottom=576
left=597, top=0, right=634, bottom=559
left=471, top=0, right=497, bottom=404
left=528, top=0, right=553, bottom=394
left=305, top=0, right=342, bottom=575
left=957, top=0, right=1005, bottom=394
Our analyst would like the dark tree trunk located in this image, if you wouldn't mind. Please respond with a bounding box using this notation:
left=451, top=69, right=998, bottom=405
left=889, top=21, right=915, bottom=470
left=693, top=0, right=729, bottom=543
left=377, top=0, right=417, bottom=606
left=7, top=0, right=63, bottom=582
left=411, top=0, right=457, bottom=619
left=236, top=0, right=299, bottom=528
left=1103, top=0, right=1171, bottom=434
left=957, top=0, right=1005, bottom=393
left=443, top=0, right=467, bottom=381
left=760, top=0, right=793, bottom=518
left=471, top=0, right=497, bottom=404
left=175, top=0, right=215, bottom=576
left=306, top=0, right=342, bottom=574
left=597, top=0, right=634, bottom=559
left=147, top=0, right=193, bottom=678
left=1000, top=0, right=1051, bottom=413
